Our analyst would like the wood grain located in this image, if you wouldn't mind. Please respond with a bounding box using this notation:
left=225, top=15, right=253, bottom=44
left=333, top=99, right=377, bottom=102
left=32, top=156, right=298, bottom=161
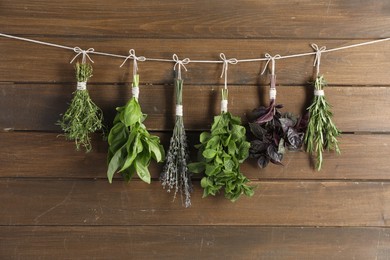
left=1, top=38, right=390, bottom=85
left=1, top=226, right=390, bottom=259
left=1, top=179, right=390, bottom=226
left=2, top=0, right=390, bottom=256
left=1, top=84, right=389, bottom=132
left=2, top=0, right=390, bottom=39
left=1, top=132, right=390, bottom=181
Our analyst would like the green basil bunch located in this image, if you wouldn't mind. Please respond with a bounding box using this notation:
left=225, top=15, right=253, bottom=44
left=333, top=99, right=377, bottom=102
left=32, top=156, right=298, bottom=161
left=189, top=90, right=254, bottom=202
left=107, top=75, right=165, bottom=183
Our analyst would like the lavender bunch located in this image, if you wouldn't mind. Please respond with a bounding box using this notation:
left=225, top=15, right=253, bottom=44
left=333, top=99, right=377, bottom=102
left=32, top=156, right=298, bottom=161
left=161, top=79, right=192, bottom=208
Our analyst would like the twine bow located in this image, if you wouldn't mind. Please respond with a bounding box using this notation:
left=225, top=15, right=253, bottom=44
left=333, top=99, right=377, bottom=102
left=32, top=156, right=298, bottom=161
left=219, top=53, right=238, bottom=89
left=261, top=53, right=281, bottom=76
left=120, top=49, right=146, bottom=76
left=173, top=54, right=190, bottom=80
left=311, top=43, right=326, bottom=77
left=70, top=47, right=95, bottom=64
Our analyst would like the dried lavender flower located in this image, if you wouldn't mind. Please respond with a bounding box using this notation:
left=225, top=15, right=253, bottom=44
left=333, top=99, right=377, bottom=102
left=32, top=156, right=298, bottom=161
left=161, top=79, right=192, bottom=207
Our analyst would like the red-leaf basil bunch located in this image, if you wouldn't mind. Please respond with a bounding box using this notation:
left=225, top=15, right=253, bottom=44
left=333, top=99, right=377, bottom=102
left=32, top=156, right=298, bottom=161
left=248, top=76, right=307, bottom=168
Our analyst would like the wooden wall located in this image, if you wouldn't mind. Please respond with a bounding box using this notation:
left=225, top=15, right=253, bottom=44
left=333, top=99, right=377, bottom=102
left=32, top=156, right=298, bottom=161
left=1, top=1, right=390, bottom=259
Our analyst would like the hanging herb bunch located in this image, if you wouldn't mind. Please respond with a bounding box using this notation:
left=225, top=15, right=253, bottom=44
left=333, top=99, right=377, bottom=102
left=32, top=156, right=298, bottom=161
left=107, top=70, right=165, bottom=183
left=58, top=57, right=104, bottom=152
left=160, top=78, right=192, bottom=208
left=305, top=75, right=340, bottom=170
left=304, top=44, right=341, bottom=171
left=189, top=87, right=254, bottom=202
left=248, top=55, right=307, bottom=168
left=189, top=55, right=254, bottom=201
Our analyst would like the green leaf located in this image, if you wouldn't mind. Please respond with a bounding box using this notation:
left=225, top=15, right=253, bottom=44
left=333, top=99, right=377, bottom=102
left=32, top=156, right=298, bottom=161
left=205, top=164, right=220, bottom=176
left=124, top=98, right=142, bottom=126
left=188, top=162, right=206, bottom=173
left=135, top=158, right=151, bottom=184
left=107, top=148, right=124, bottom=183
left=202, top=149, right=217, bottom=159
left=148, top=139, right=164, bottom=162
left=119, top=133, right=140, bottom=172
left=200, top=132, right=211, bottom=144
left=231, top=124, right=246, bottom=139
left=200, top=177, right=212, bottom=188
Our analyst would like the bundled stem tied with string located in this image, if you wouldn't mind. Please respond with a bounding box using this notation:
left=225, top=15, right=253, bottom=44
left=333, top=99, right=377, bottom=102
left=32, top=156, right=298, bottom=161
left=161, top=57, right=192, bottom=207
left=107, top=50, right=165, bottom=184
left=305, top=44, right=341, bottom=170
left=58, top=48, right=104, bottom=152
left=188, top=54, right=254, bottom=202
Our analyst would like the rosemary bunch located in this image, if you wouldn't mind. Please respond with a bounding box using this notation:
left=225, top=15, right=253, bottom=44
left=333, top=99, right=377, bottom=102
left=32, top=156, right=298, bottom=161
left=58, top=62, right=104, bottom=152
left=305, top=75, right=341, bottom=170
left=161, top=79, right=192, bottom=208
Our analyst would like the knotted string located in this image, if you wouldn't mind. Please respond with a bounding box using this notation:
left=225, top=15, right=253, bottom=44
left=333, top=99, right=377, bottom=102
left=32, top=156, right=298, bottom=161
left=260, top=53, right=281, bottom=76
left=173, top=54, right=190, bottom=80
left=311, top=43, right=326, bottom=77
left=219, top=53, right=238, bottom=90
left=70, top=47, right=95, bottom=64
left=119, top=49, right=146, bottom=77
left=261, top=53, right=281, bottom=101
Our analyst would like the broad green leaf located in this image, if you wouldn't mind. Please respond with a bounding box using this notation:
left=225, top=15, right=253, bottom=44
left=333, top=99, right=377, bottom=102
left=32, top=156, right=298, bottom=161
left=230, top=114, right=242, bottom=125
left=148, top=139, right=164, bottom=162
left=119, top=133, right=140, bottom=172
left=122, top=164, right=136, bottom=183
left=202, top=149, right=217, bottom=159
left=228, top=140, right=237, bottom=155
left=200, top=132, right=211, bottom=144
left=205, top=164, right=220, bottom=176
left=188, top=162, right=205, bottom=173
left=124, top=98, right=142, bottom=126
left=107, top=148, right=124, bottom=183
left=231, top=124, right=246, bottom=139
left=200, top=177, right=212, bottom=188
left=224, top=159, right=235, bottom=171
left=135, top=158, right=151, bottom=184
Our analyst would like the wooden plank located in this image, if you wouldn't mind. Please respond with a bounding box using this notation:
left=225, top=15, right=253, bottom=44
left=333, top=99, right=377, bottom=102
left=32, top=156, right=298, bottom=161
left=1, top=179, right=390, bottom=226
left=2, top=0, right=390, bottom=39
left=1, top=38, right=390, bottom=85
left=1, top=84, right=389, bottom=132
left=1, top=226, right=390, bottom=259
left=1, top=132, right=390, bottom=181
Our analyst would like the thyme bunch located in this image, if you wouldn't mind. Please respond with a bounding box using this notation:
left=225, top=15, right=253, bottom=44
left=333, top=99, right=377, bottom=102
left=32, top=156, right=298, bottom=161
left=160, top=79, right=192, bottom=208
left=58, top=62, right=104, bottom=152
left=305, top=75, right=341, bottom=170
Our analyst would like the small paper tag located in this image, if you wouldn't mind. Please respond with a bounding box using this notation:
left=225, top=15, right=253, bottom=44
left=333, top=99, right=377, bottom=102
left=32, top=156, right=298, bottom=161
left=132, top=86, right=139, bottom=99
left=176, top=105, right=183, bottom=116
left=77, top=82, right=87, bottom=90
left=221, top=100, right=228, bottom=113
left=270, top=88, right=277, bottom=100
left=314, top=89, right=325, bottom=96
